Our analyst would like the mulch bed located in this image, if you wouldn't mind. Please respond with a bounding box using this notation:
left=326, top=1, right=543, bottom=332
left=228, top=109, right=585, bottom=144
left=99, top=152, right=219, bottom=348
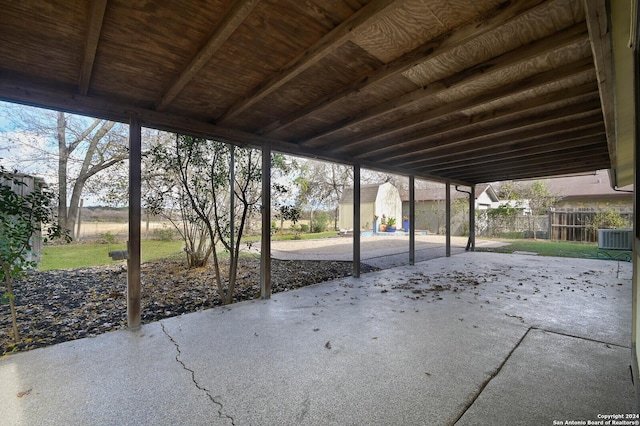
left=1, top=259, right=377, bottom=355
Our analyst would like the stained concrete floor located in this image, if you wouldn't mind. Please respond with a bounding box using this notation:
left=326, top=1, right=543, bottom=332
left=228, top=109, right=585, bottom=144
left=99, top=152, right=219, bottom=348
left=0, top=252, right=636, bottom=425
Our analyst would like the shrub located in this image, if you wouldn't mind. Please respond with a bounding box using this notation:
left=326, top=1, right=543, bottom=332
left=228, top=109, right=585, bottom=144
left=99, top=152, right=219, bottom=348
left=100, top=231, right=116, bottom=244
left=152, top=227, right=175, bottom=241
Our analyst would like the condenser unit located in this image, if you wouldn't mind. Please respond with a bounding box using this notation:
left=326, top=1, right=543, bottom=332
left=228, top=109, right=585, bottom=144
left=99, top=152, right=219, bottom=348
left=597, top=229, right=632, bottom=250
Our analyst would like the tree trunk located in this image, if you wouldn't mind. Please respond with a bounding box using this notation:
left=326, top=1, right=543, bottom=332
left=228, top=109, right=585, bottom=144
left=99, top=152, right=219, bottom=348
left=66, top=121, right=116, bottom=234
left=4, top=264, right=19, bottom=343
left=57, top=112, right=68, bottom=230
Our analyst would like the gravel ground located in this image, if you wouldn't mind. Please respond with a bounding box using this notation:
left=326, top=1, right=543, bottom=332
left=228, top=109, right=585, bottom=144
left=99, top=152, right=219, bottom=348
left=0, top=258, right=377, bottom=355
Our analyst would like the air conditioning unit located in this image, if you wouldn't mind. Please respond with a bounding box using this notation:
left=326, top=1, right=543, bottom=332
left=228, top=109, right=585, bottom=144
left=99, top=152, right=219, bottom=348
left=598, top=229, right=632, bottom=250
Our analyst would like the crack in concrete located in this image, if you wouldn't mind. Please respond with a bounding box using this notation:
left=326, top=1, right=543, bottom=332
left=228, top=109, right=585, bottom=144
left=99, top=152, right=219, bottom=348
left=451, top=327, right=532, bottom=425
left=160, top=322, right=235, bottom=425
left=451, top=325, right=631, bottom=424
left=532, top=327, right=630, bottom=349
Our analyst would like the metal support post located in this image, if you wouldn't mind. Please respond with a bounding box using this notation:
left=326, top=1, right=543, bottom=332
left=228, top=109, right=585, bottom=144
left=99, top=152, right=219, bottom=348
left=353, top=165, right=361, bottom=278
left=409, top=176, right=415, bottom=265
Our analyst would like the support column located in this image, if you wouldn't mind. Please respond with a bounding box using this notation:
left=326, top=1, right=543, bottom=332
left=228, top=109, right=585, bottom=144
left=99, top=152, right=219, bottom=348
left=446, top=181, right=451, bottom=257
left=127, top=118, right=142, bottom=329
left=260, top=144, right=271, bottom=299
left=409, top=176, right=415, bottom=265
left=230, top=145, right=235, bottom=253
left=353, top=165, right=361, bottom=278
left=466, top=184, right=476, bottom=251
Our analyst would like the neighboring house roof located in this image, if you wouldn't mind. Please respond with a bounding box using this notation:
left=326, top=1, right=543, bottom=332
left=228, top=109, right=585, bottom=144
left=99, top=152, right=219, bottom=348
left=399, top=183, right=498, bottom=202
left=515, top=170, right=632, bottom=200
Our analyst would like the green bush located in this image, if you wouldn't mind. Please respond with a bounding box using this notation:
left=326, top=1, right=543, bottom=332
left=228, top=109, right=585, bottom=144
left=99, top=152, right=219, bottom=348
left=152, top=227, right=175, bottom=241
left=100, top=231, right=116, bottom=244
left=311, top=212, right=329, bottom=233
left=299, top=224, right=309, bottom=233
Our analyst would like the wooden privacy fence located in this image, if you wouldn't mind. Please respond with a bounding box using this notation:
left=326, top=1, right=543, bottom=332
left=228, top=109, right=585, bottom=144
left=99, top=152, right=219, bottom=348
left=478, top=210, right=633, bottom=242
left=549, top=210, right=633, bottom=242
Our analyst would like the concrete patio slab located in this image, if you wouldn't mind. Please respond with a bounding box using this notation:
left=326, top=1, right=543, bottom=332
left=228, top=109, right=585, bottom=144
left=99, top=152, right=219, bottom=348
left=269, top=234, right=505, bottom=269
left=0, top=252, right=635, bottom=425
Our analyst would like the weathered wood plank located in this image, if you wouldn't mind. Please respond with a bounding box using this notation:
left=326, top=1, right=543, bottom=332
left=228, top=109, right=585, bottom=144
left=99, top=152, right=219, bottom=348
left=323, top=56, right=594, bottom=154
left=264, top=0, right=548, bottom=137
left=304, top=22, right=589, bottom=148
left=78, top=0, right=108, bottom=95
left=369, top=96, right=602, bottom=163
left=155, top=0, right=260, bottom=111
left=356, top=83, right=599, bottom=160
left=217, top=0, right=399, bottom=123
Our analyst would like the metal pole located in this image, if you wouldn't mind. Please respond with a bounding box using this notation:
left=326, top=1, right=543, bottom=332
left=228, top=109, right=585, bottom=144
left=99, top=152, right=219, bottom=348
left=409, top=176, right=415, bottom=265
left=353, top=165, right=361, bottom=278
left=469, top=184, right=476, bottom=251
left=127, top=118, right=142, bottom=329
left=446, top=181, right=451, bottom=257
left=260, top=144, right=271, bottom=299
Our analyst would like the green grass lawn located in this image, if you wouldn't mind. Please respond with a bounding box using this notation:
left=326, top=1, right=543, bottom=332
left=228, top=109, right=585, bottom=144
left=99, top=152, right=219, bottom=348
left=477, top=238, right=630, bottom=260
left=38, top=231, right=340, bottom=270
left=39, top=240, right=186, bottom=270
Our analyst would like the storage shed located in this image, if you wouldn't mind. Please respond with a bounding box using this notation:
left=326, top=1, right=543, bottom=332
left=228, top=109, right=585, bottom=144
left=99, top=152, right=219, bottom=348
left=339, top=182, right=403, bottom=232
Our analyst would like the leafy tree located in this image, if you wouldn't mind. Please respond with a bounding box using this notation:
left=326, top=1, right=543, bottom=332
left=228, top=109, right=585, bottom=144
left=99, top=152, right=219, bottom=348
left=588, top=209, right=631, bottom=231
left=150, top=135, right=276, bottom=305
left=523, top=181, right=558, bottom=239
left=294, top=160, right=352, bottom=232
left=496, top=180, right=557, bottom=239
left=0, top=167, right=70, bottom=343
left=0, top=105, right=129, bottom=238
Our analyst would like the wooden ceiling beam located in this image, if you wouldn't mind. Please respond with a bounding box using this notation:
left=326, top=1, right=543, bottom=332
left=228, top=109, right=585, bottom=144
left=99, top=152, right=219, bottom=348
left=443, top=154, right=611, bottom=183
left=262, top=0, right=549, bottom=136
left=441, top=149, right=609, bottom=178
left=216, top=0, right=399, bottom=123
left=78, top=0, right=108, bottom=96
left=443, top=156, right=610, bottom=182
left=417, top=138, right=606, bottom=174
left=461, top=165, right=611, bottom=183
left=300, top=21, right=588, bottom=147
left=416, top=135, right=606, bottom=172
left=0, top=72, right=470, bottom=186
left=356, top=83, right=599, bottom=161
left=367, top=99, right=603, bottom=164
left=155, top=0, right=260, bottom=111
left=323, top=56, right=595, bottom=155
left=393, top=117, right=604, bottom=168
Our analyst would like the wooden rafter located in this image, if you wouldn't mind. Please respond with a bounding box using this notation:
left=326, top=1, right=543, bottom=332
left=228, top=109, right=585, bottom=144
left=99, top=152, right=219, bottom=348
left=78, top=0, right=108, bottom=95
left=417, top=136, right=606, bottom=173
left=155, top=0, right=260, bottom=111
left=373, top=98, right=603, bottom=164
left=444, top=153, right=610, bottom=182
left=297, top=2, right=579, bottom=146
left=394, top=116, right=605, bottom=168
left=357, top=84, right=600, bottom=161
left=262, top=0, right=549, bottom=136
left=325, top=56, right=595, bottom=155
left=216, top=0, right=398, bottom=123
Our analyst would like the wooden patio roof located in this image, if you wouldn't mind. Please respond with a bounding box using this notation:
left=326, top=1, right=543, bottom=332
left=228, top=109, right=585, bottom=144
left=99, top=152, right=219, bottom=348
left=0, top=0, right=626, bottom=185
